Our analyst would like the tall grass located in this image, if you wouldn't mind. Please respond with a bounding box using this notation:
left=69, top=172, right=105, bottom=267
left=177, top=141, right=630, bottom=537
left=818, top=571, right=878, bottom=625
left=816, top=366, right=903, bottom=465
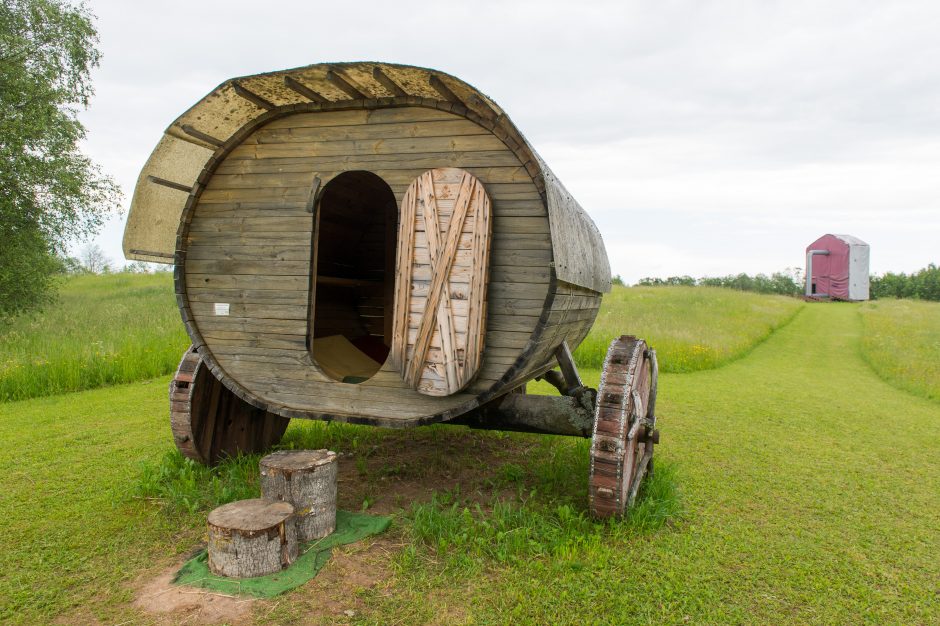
left=859, top=299, right=940, bottom=401
left=136, top=449, right=261, bottom=515
left=395, top=406, right=680, bottom=576
left=0, top=273, right=189, bottom=401
left=134, top=419, right=392, bottom=514
left=401, top=461, right=681, bottom=575
left=574, top=286, right=803, bottom=372
left=0, top=276, right=805, bottom=402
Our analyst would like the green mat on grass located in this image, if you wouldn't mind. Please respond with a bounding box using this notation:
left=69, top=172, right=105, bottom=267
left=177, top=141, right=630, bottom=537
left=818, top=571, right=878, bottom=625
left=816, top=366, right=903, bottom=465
left=173, top=510, right=392, bottom=598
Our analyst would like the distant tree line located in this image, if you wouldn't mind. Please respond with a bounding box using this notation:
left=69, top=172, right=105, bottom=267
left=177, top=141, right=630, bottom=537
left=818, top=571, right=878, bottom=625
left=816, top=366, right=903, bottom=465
left=870, top=264, right=940, bottom=301
left=55, top=244, right=171, bottom=275
left=636, top=271, right=803, bottom=296
left=629, top=264, right=940, bottom=302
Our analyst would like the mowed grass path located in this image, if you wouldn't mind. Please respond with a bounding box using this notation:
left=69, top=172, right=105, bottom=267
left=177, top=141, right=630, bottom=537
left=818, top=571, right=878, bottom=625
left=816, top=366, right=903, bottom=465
left=576, top=286, right=802, bottom=372
left=363, top=303, right=940, bottom=624
left=1, top=302, right=938, bottom=623
left=0, top=379, right=202, bottom=622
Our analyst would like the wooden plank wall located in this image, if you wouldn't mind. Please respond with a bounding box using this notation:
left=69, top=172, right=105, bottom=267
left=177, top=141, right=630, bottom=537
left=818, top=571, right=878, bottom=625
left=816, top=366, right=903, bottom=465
left=494, top=280, right=602, bottom=393
left=181, top=106, right=600, bottom=425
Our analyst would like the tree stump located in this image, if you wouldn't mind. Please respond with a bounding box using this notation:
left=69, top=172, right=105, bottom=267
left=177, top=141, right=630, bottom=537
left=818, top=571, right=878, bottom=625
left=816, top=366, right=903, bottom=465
left=207, top=499, right=298, bottom=578
left=260, top=449, right=338, bottom=542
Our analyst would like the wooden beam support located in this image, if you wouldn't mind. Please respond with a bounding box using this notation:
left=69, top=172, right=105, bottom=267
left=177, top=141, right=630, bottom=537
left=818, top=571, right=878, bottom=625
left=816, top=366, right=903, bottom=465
left=429, top=74, right=463, bottom=106
left=232, top=81, right=276, bottom=110
left=372, top=66, right=407, bottom=97
left=405, top=173, right=475, bottom=389
left=147, top=175, right=193, bottom=194
left=180, top=124, right=224, bottom=147
left=554, top=341, right=583, bottom=391
left=415, top=172, right=460, bottom=390
left=283, top=76, right=329, bottom=104
left=451, top=394, right=594, bottom=438
left=326, top=68, right=368, bottom=100
left=128, top=248, right=175, bottom=260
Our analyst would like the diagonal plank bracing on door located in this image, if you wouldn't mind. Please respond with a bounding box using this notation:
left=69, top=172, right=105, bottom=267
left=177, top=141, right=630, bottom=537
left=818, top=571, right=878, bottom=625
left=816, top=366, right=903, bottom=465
left=393, top=168, right=492, bottom=396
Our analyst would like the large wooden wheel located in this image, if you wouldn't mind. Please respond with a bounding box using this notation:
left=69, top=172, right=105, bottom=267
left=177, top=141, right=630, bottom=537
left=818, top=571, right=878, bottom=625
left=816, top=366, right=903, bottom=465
left=589, top=336, right=660, bottom=518
left=169, top=346, right=290, bottom=465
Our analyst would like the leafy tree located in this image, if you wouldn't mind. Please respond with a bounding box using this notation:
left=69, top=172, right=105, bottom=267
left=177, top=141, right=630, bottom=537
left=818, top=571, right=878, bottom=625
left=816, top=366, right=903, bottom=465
left=57, top=253, right=84, bottom=274
left=638, top=270, right=803, bottom=296
left=0, top=0, right=120, bottom=317
left=870, top=264, right=940, bottom=301
left=78, top=242, right=111, bottom=273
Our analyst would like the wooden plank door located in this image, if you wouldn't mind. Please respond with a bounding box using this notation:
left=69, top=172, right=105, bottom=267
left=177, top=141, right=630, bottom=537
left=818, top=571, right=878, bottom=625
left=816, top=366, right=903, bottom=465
left=391, top=168, right=492, bottom=396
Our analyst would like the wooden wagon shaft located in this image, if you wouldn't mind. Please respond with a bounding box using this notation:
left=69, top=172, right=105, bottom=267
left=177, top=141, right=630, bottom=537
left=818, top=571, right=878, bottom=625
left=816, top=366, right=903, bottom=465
left=452, top=393, right=595, bottom=437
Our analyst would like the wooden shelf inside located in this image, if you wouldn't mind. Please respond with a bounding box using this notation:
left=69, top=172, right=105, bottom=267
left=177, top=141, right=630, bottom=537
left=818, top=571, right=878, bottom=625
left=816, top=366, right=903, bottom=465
left=317, top=275, right=382, bottom=288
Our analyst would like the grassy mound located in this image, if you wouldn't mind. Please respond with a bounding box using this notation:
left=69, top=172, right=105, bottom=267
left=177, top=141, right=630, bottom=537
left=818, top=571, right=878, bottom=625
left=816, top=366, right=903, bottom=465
left=0, top=273, right=189, bottom=402
left=1, top=277, right=803, bottom=403
left=575, top=286, right=803, bottom=372
left=859, top=298, right=940, bottom=401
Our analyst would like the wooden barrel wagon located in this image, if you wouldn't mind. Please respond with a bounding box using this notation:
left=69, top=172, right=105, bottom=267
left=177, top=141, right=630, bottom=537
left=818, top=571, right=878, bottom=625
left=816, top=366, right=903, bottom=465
left=123, top=62, right=660, bottom=517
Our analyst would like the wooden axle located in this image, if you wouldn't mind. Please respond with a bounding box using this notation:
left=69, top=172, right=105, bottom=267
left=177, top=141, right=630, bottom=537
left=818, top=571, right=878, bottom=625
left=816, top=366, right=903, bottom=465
left=450, top=393, right=595, bottom=437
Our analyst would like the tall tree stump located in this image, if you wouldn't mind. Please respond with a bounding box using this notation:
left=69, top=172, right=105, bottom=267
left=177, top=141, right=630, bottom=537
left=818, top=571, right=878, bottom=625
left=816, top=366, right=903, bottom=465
left=207, top=499, right=298, bottom=578
left=260, top=450, right=338, bottom=542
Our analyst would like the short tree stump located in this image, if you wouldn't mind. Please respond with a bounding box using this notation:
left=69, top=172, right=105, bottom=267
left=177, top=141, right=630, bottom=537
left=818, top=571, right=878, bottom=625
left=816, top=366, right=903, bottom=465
left=260, top=449, right=338, bottom=542
left=207, top=498, right=298, bottom=578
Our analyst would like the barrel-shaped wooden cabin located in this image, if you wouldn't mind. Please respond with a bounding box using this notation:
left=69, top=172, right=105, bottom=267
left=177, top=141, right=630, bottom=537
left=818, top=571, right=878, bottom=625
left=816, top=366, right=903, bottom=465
left=124, top=62, right=611, bottom=438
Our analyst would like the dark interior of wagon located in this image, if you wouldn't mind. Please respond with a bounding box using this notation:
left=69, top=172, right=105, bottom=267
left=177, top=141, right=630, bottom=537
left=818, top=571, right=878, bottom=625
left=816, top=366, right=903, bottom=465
left=310, top=171, right=397, bottom=383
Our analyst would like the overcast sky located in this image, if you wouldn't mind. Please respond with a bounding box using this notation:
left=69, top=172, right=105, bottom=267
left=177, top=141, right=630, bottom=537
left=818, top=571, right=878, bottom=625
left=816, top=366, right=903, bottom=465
left=77, top=0, right=940, bottom=283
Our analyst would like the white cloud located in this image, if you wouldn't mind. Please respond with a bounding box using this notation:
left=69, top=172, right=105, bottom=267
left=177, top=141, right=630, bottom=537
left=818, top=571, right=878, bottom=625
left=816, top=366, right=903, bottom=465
left=76, top=0, right=940, bottom=281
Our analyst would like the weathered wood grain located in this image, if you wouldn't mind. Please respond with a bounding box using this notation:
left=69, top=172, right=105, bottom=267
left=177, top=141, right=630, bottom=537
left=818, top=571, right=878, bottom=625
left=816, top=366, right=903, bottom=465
left=394, top=169, right=491, bottom=396
left=207, top=498, right=298, bottom=578
left=260, top=450, right=338, bottom=542
left=176, top=104, right=603, bottom=425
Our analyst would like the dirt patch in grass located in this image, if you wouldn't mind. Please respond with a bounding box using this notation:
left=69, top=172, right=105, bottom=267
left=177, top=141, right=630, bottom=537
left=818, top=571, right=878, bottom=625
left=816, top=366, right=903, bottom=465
left=330, top=427, right=539, bottom=514
left=133, top=561, right=257, bottom=625
left=127, top=428, right=536, bottom=624
left=256, top=536, right=400, bottom=623
left=127, top=534, right=402, bottom=625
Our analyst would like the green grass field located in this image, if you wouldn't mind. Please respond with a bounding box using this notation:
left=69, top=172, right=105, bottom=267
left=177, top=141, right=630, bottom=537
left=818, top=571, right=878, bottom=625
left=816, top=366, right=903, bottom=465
left=575, top=286, right=803, bottom=372
left=0, top=278, right=799, bottom=403
left=859, top=298, right=940, bottom=401
left=1, top=282, right=939, bottom=624
left=0, top=273, right=189, bottom=402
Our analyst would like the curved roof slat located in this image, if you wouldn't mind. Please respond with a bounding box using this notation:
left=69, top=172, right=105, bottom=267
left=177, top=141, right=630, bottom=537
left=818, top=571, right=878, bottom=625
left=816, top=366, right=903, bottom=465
left=123, top=61, right=610, bottom=292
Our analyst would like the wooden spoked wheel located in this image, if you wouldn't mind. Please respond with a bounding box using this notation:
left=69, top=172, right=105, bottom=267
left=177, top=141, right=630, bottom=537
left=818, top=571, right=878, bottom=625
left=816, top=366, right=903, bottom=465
left=589, top=336, right=660, bottom=519
left=169, top=346, right=290, bottom=465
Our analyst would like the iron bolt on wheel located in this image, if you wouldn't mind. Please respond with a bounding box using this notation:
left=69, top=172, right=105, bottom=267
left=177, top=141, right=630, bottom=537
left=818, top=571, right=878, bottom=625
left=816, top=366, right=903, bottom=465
left=588, top=336, right=659, bottom=518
